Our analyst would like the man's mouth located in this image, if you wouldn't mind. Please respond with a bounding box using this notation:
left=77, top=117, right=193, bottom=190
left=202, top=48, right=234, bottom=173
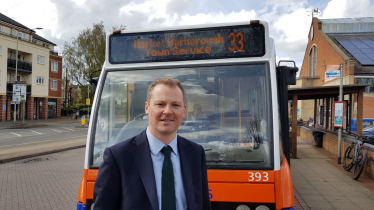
left=160, top=119, right=174, bottom=122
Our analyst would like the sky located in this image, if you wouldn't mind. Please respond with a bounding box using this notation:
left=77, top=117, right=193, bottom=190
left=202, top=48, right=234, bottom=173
left=1, top=0, right=374, bottom=70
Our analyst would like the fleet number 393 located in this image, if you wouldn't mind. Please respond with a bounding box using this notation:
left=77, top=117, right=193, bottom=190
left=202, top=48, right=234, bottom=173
left=248, top=172, right=269, bottom=182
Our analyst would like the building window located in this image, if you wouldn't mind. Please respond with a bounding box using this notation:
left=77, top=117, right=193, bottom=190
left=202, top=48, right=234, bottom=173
left=51, top=61, right=58, bottom=72
left=0, top=45, right=2, bottom=55
left=51, top=80, right=58, bottom=90
left=37, top=55, right=45, bottom=64
left=309, top=46, right=317, bottom=77
left=36, top=76, right=44, bottom=85
left=0, top=25, right=2, bottom=32
left=357, top=78, right=374, bottom=93
left=18, top=32, right=26, bottom=40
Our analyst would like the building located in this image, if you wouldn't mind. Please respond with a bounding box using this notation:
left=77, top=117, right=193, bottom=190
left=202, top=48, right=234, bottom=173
left=297, top=17, right=374, bottom=128
left=0, top=13, right=62, bottom=120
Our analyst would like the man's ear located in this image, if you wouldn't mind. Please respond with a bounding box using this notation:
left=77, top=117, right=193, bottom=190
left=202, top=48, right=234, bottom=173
left=145, top=102, right=149, bottom=114
left=182, top=104, right=187, bottom=118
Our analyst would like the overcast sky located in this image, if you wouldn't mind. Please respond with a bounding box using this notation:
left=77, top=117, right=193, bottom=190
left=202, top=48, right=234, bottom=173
left=2, top=0, right=374, bottom=69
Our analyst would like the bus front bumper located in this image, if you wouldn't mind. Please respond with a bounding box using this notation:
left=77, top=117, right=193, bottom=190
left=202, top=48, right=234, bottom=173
left=77, top=202, right=86, bottom=210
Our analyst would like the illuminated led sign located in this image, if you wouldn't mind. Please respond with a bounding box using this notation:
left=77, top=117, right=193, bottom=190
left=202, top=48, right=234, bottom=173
left=109, top=24, right=265, bottom=64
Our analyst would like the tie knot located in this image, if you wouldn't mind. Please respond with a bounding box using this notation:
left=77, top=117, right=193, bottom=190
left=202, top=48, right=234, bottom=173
left=161, top=146, right=172, bottom=158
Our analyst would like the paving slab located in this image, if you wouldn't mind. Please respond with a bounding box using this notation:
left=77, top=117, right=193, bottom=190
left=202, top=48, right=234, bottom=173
left=292, top=137, right=374, bottom=210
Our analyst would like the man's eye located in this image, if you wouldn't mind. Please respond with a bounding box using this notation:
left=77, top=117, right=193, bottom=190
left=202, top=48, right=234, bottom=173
left=173, top=104, right=180, bottom=107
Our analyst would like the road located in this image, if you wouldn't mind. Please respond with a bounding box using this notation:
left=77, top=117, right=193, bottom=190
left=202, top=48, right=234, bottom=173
left=0, top=124, right=88, bottom=147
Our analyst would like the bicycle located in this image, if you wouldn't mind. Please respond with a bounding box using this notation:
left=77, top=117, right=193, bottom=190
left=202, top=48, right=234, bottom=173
left=342, top=132, right=368, bottom=180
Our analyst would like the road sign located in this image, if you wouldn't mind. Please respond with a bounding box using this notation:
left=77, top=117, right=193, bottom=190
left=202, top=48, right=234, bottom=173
left=86, top=98, right=90, bottom=105
left=325, top=65, right=340, bottom=82
left=12, top=82, right=27, bottom=102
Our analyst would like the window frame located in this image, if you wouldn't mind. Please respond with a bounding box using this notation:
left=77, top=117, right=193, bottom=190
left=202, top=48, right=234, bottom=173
left=51, top=61, right=58, bottom=72
left=51, top=80, right=58, bottom=90
left=309, top=45, right=317, bottom=77
left=36, top=76, right=45, bottom=85
left=18, top=32, right=26, bottom=40
left=37, top=55, right=45, bottom=64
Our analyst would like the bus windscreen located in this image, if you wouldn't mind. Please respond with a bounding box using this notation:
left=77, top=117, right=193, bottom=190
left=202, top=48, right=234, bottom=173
left=109, top=24, right=265, bottom=64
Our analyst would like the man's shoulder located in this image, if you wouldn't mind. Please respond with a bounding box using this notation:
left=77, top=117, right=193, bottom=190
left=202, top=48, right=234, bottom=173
left=108, top=131, right=146, bottom=154
left=177, top=135, right=203, bottom=151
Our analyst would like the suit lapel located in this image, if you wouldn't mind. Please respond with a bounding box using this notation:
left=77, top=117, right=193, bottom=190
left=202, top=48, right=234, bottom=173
left=178, top=136, right=196, bottom=210
left=132, top=130, right=159, bottom=210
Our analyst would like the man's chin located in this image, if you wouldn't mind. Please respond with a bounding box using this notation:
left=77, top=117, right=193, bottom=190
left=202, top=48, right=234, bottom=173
left=156, top=128, right=176, bottom=136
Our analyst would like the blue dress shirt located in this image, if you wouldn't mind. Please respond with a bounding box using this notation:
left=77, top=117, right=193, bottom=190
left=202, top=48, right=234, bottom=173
left=146, top=127, right=187, bottom=210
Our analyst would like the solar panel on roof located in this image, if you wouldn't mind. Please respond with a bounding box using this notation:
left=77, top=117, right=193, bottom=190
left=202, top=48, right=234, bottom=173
left=341, top=44, right=357, bottom=49
left=335, top=35, right=374, bottom=65
left=357, top=58, right=374, bottom=65
left=360, top=48, right=374, bottom=53
left=366, top=54, right=374, bottom=59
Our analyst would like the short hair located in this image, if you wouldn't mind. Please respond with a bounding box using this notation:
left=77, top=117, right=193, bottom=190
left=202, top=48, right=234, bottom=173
left=147, top=78, right=185, bottom=104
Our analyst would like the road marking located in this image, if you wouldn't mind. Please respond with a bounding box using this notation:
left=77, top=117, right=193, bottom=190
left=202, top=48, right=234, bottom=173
left=0, top=135, right=87, bottom=147
left=10, top=132, right=21, bottom=137
left=31, top=130, right=42, bottom=135
left=51, top=129, right=62, bottom=133
left=64, top=127, right=75, bottom=131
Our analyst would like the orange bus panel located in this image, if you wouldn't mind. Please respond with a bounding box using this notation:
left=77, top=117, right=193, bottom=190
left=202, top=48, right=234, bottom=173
left=77, top=169, right=88, bottom=205
left=208, top=170, right=274, bottom=183
left=275, top=157, right=294, bottom=209
left=86, top=182, right=95, bottom=199
left=87, top=169, right=98, bottom=181
left=209, top=183, right=275, bottom=203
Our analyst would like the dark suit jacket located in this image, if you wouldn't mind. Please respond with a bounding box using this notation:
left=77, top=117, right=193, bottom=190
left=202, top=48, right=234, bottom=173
left=93, top=130, right=212, bottom=210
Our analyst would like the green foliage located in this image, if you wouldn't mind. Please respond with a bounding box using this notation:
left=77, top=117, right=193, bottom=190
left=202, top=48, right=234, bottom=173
left=62, top=22, right=107, bottom=86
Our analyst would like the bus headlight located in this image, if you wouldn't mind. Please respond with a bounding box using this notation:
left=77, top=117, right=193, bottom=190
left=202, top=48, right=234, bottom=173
left=255, top=205, right=270, bottom=210
left=236, top=205, right=250, bottom=210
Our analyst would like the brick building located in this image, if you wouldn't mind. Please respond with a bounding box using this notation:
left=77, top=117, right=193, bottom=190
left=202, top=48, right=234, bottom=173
left=296, top=17, right=374, bottom=128
left=0, top=13, right=63, bottom=120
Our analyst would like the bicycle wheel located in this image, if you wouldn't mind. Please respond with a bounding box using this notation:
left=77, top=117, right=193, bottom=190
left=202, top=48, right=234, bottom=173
left=353, top=150, right=367, bottom=180
left=343, top=146, right=354, bottom=171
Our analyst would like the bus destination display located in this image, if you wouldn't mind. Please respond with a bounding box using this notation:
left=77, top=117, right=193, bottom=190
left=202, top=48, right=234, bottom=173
left=109, top=24, right=265, bottom=64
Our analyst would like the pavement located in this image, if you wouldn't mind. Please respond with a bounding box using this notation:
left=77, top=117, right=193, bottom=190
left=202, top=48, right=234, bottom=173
left=292, top=138, right=374, bottom=210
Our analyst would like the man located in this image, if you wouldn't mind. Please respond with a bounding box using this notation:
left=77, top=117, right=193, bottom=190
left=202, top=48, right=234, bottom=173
left=93, top=78, right=212, bottom=210
left=308, top=117, right=314, bottom=126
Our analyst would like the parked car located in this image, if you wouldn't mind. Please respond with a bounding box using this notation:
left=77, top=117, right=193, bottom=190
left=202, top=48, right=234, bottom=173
left=351, top=118, right=374, bottom=132
left=363, top=125, right=374, bottom=138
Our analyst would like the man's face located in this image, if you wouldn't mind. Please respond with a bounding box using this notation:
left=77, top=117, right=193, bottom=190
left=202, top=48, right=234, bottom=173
left=145, top=84, right=186, bottom=138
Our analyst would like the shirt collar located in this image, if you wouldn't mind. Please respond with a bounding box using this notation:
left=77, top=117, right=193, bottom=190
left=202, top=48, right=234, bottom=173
left=146, top=127, right=178, bottom=156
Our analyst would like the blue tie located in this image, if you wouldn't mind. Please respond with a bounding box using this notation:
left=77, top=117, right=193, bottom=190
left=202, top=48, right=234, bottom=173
left=161, top=146, right=176, bottom=210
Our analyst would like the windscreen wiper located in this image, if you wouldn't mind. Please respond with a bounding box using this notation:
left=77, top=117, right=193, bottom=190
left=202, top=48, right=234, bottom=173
left=206, top=159, right=264, bottom=163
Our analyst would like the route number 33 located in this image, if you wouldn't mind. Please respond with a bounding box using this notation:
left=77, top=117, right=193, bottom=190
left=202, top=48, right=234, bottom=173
left=228, top=32, right=244, bottom=52
left=248, top=172, right=269, bottom=182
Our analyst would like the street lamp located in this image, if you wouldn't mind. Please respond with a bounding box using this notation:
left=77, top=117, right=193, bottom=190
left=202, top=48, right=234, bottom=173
left=14, top=27, right=43, bottom=123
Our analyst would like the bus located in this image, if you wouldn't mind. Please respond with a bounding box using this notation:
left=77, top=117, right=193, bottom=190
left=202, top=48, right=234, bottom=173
left=77, top=20, right=297, bottom=210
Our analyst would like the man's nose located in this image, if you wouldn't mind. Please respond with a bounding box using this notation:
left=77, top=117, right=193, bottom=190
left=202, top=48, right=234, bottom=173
left=163, top=104, right=173, bottom=115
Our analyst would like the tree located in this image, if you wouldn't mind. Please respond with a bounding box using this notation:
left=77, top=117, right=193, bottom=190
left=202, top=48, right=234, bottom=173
left=63, top=22, right=107, bottom=86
